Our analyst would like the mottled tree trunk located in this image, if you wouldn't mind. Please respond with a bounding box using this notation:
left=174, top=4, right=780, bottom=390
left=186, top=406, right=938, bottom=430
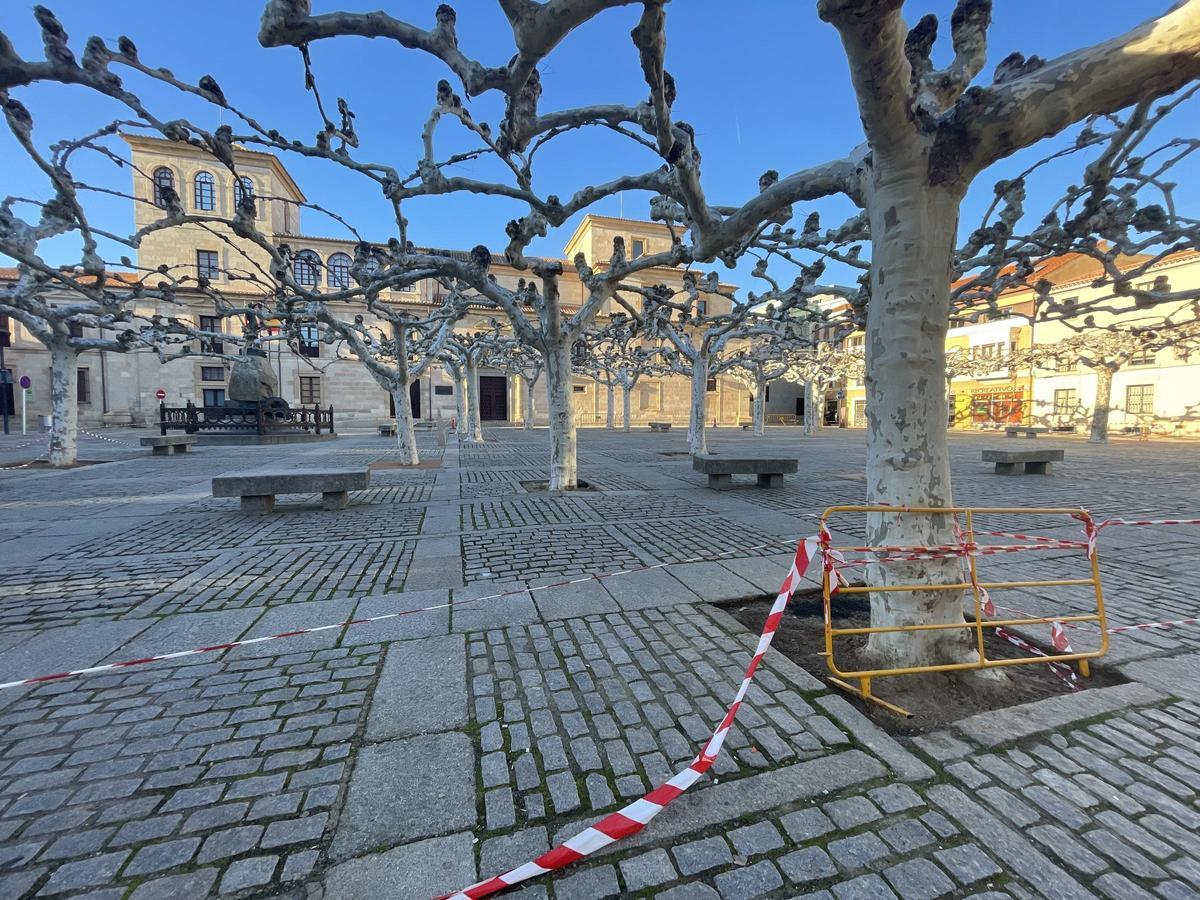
left=544, top=340, right=577, bottom=489
left=1090, top=366, right=1114, bottom=443
left=521, top=374, right=536, bottom=430
left=452, top=370, right=468, bottom=438
left=688, top=354, right=708, bottom=455
left=605, top=382, right=615, bottom=430
left=465, top=358, right=483, bottom=442
left=48, top=338, right=79, bottom=468
left=390, top=383, right=420, bottom=465
left=804, top=381, right=818, bottom=436
left=753, top=371, right=767, bottom=435
left=863, top=170, right=969, bottom=667
left=622, top=383, right=632, bottom=433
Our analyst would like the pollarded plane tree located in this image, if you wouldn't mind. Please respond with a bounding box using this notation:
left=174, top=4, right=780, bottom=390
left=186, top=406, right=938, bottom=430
left=578, top=313, right=670, bottom=433
left=307, top=287, right=468, bottom=462
left=0, top=110, right=246, bottom=466
left=441, top=321, right=509, bottom=443
left=613, top=270, right=820, bottom=454
left=780, top=342, right=866, bottom=435
left=714, top=1, right=1200, bottom=666
left=483, top=334, right=544, bottom=431
left=4, top=2, right=1200, bottom=653
left=0, top=3, right=700, bottom=490
left=726, top=328, right=813, bottom=436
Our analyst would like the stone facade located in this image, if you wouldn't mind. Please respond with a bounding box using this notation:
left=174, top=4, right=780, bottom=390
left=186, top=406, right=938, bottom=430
left=0, top=137, right=751, bottom=430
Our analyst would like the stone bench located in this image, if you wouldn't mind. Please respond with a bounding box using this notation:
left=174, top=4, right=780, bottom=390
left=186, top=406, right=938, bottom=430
left=739, top=420, right=754, bottom=431
left=379, top=422, right=397, bottom=436
left=140, top=435, right=196, bottom=456
left=213, top=468, right=370, bottom=514
left=693, top=454, right=799, bottom=490
left=648, top=421, right=672, bottom=432
left=1004, top=427, right=1048, bottom=438
left=982, top=448, right=1064, bottom=475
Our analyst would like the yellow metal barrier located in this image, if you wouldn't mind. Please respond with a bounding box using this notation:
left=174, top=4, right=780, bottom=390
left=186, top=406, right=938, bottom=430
left=819, top=506, right=1108, bottom=716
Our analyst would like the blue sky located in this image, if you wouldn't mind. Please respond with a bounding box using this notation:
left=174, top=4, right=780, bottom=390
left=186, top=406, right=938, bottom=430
left=2, top=1, right=1195, bottom=295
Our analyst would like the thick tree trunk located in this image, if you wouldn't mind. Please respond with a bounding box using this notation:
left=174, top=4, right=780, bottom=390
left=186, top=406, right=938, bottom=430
left=605, top=382, right=615, bottom=430
left=804, top=380, right=817, bottom=436
left=465, top=358, right=483, bottom=442
left=863, top=171, right=969, bottom=668
left=544, top=341, right=577, bottom=489
left=688, top=355, right=708, bottom=455
left=753, top=372, right=766, bottom=435
left=390, top=383, right=420, bottom=465
left=452, top=370, right=468, bottom=438
left=48, top=339, right=79, bottom=468
left=522, top=375, right=536, bottom=430
left=1090, top=366, right=1114, bottom=443
left=622, top=383, right=632, bottom=433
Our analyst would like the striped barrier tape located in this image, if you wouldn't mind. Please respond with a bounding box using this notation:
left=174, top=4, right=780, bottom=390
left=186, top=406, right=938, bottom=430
left=441, top=535, right=823, bottom=899
left=0, top=535, right=810, bottom=692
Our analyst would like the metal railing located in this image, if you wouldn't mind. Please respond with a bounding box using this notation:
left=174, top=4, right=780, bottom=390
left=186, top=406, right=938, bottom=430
left=159, top=401, right=334, bottom=436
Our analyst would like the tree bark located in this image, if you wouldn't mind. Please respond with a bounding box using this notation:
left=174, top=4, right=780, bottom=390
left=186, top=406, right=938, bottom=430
left=465, top=357, right=483, bottom=442
left=862, top=168, right=970, bottom=668
left=544, top=340, right=577, bottom=489
left=390, top=383, right=420, bottom=465
left=452, top=370, right=468, bottom=438
left=605, top=382, right=615, bottom=430
left=753, top=371, right=766, bottom=435
left=688, top=353, right=708, bottom=455
left=48, top=338, right=79, bottom=468
left=804, top=380, right=816, bottom=436
left=622, top=383, right=632, bottom=433
left=1090, top=366, right=1114, bottom=443
left=522, top=374, right=536, bottom=430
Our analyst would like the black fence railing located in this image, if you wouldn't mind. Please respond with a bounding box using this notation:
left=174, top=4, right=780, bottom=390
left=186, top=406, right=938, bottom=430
left=159, top=402, right=334, bottom=436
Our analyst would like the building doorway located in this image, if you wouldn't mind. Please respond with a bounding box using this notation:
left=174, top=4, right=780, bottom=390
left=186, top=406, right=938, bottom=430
left=795, top=396, right=805, bottom=418
left=824, top=399, right=839, bottom=426
left=478, top=375, right=509, bottom=421
left=388, top=380, right=422, bottom=420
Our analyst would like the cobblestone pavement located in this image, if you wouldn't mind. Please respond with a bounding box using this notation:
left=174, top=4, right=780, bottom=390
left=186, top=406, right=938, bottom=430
left=1, top=425, right=1199, bottom=898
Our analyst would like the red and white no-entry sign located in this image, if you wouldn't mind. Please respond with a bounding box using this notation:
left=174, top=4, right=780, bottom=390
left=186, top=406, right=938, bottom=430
left=155, top=388, right=166, bottom=401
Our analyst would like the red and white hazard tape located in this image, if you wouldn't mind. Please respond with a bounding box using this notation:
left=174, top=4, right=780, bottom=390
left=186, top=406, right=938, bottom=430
left=0, top=535, right=810, bottom=692
left=994, top=626, right=1080, bottom=691
left=441, top=536, right=822, bottom=899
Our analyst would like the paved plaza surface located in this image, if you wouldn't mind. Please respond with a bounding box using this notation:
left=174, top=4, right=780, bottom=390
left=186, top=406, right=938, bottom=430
left=0, top=425, right=1199, bottom=899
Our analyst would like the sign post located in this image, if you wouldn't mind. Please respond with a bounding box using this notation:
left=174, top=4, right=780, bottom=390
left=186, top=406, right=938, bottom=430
left=19, top=375, right=31, bottom=435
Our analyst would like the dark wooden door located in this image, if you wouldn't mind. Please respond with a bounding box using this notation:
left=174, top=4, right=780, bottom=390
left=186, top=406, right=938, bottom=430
left=410, top=380, right=421, bottom=419
left=478, top=375, right=508, bottom=421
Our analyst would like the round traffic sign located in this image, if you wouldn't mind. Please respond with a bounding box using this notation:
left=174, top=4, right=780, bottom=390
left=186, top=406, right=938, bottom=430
left=18, top=375, right=31, bottom=390
left=155, top=388, right=167, bottom=401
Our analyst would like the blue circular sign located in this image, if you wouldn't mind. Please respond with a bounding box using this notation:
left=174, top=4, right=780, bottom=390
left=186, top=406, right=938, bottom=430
left=18, top=375, right=31, bottom=390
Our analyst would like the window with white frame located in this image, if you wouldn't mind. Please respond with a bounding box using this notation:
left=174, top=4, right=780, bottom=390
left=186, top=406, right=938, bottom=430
left=196, top=249, right=220, bottom=281
left=193, top=171, right=215, bottom=210
left=1053, top=388, right=1077, bottom=417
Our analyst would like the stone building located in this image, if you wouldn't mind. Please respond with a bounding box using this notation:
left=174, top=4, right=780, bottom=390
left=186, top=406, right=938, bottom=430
left=0, top=136, right=751, bottom=430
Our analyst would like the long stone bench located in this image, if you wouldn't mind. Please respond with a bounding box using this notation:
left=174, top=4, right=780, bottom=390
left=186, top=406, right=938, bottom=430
left=982, top=448, right=1064, bottom=475
left=1004, top=426, right=1048, bottom=438
left=212, top=468, right=370, bottom=513
left=140, top=435, right=196, bottom=456
left=693, top=454, right=798, bottom=490
left=648, top=421, right=672, bottom=432
left=378, top=422, right=397, bottom=436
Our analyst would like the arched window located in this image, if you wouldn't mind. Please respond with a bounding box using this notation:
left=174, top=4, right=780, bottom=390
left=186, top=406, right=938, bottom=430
left=327, top=252, right=352, bottom=289
left=152, top=167, right=175, bottom=208
left=293, top=250, right=321, bottom=287
left=233, top=176, right=255, bottom=208
left=193, top=171, right=215, bottom=210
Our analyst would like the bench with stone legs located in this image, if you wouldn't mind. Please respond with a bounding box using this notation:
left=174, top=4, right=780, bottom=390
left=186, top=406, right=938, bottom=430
left=140, top=435, right=196, bottom=456
left=212, top=468, right=370, bottom=514
left=379, top=422, right=397, bottom=436
left=693, top=454, right=798, bottom=490
left=648, top=421, right=672, bottom=432
left=1004, top=426, right=1048, bottom=438
left=982, top=448, right=1064, bottom=475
